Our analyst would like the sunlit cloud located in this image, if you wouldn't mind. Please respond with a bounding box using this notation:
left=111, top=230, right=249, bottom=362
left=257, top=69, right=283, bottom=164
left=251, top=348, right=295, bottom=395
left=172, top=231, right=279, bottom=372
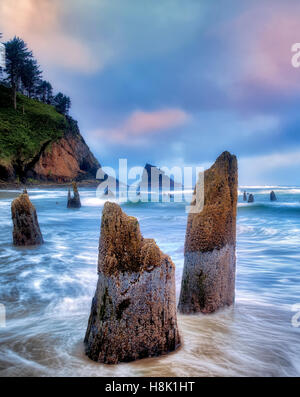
left=87, top=108, right=190, bottom=146
left=0, top=0, right=101, bottom=73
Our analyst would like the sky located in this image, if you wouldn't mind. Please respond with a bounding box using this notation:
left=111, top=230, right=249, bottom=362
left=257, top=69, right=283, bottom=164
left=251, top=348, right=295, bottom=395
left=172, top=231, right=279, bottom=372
left=1, top=0, right=300, bottom=185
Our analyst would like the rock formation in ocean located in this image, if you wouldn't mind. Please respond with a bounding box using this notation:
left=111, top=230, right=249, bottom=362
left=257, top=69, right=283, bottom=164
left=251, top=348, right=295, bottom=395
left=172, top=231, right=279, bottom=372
left=248, top=194, right=254, bottom=203
left=178, top=151, right=238, bottom=314
left=138, top=163, right=182, bottom=200
left=243, top=191, right=247, bottom=201
left=11, top=192, right=44, bottom=246
left=67, top=182, right=81, bottom=208
left=270, top=191, right=277, bottom=201
left=84, top=202, right=180, bottom=364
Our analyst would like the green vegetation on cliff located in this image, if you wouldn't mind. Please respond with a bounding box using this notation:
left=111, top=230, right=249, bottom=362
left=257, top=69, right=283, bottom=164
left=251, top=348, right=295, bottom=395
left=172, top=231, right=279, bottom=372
left=0, top=84, right=66, bottom=163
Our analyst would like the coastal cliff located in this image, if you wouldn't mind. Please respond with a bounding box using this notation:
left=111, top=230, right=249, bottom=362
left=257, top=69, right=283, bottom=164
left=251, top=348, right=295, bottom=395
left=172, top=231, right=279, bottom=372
left=0, top=84, right=100, bottom=184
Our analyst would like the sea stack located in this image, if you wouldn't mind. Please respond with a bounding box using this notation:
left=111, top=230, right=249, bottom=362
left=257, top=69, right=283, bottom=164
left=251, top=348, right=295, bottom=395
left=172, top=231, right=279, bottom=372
left=67, top=182, right=81, bottom=208
left=11, top=193, right=44, bottom=246
left=248, top=194, right=254, bottom=203
left=84, top=202, right=180, bottom=364
left=270, top=191, right=277, bottom=201
left=243, top=191, right=247, bottom=201
left=178, top=151, right=238, bottom=314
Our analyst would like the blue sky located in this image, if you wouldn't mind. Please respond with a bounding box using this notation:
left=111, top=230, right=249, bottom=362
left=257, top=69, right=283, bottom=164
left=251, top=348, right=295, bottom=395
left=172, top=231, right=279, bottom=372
left=1, top=0, right=300, bottom=185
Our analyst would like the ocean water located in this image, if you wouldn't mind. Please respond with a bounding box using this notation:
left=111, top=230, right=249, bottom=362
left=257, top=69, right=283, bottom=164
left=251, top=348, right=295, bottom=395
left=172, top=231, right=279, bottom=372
left=0, top=186, right=299, bottom=377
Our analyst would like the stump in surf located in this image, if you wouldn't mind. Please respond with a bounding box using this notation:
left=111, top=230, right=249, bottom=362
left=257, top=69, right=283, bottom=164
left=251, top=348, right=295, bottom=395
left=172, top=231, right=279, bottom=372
left=67, top=182, right=81, bottom=208
left=178, top=151, right=238, bottom=314
left=248, top=194, right=254, bottom=203
left=270, top=191, right=277, bottom=201
left=84, top=202, right=181, bottom=364
left=11, top=192, right=44, bottom=246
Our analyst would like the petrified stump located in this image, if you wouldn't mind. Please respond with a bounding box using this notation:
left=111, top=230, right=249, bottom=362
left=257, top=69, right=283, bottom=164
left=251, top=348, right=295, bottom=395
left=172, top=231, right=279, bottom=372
left=270, top=191, right=277, bottom=201
left=243, top=191, right=247, bottom=201
left=248, top=194, right=254, bottom=203
left=67, top=182, right=81, bottom=208
left=178, top=151, right=238, bottom=314
left=102, top=186, right=115, bottom=199
left=11, top=193, right=44, bottom=246
left=84, top=202, right=180, bottom=364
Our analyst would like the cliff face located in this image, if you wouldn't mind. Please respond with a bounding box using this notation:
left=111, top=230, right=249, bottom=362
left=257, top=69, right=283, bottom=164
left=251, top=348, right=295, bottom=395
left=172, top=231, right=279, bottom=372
left=29, top=120, right=100, bottom=183
left=0, top=85, right=100, bottom=183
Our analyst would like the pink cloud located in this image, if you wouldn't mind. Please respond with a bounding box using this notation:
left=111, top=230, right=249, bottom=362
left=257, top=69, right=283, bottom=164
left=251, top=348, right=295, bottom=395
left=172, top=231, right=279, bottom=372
left=0, top=0, right=100, bottom=73
left=89, top=108, right=190, bottom=145
left=214, top=3, right=300, bottom=96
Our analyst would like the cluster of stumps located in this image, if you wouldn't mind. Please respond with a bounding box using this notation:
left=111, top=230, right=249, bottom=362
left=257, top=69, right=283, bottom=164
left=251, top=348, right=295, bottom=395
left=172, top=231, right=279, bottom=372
left=243, top=190, right=277, bottom=203
left=11, top=151, right=243, bottom=365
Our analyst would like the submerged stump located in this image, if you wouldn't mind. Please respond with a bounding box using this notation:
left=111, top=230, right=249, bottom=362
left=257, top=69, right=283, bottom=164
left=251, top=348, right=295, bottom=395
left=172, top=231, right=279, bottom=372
left=84, top=202, right=180, bottom=364
left=248, top=194, right=254, bottom=203
left=67, top=182, right=81, bottom=208
left=270, top=191, right=277, bottom=201
left=178, top=151, right=238, bottom=314
left=11, top=193, right=44, bottom=246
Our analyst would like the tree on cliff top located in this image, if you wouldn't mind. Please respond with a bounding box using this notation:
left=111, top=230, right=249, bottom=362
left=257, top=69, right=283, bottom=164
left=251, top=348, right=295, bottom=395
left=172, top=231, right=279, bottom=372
left=53, top=92, right=71, bottom=115
left=4, top=37, right=32, bottom=109
left=37, top=80, right=53, bottom=104
left=20, top=58, right=42, bottom=99
left=3, top=34, right=72, bottom=115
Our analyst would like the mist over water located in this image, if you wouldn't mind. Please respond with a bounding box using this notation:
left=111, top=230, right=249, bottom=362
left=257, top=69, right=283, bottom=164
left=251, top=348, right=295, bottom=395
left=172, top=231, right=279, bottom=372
left=0, top=187, right=299, bottom=376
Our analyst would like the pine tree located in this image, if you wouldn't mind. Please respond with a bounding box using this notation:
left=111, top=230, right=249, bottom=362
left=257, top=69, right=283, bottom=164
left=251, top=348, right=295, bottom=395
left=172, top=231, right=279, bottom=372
left=53, top=92, right=71, bottom=115
left=21, top=58, right=41, bottom=98
left=5, top=37, right=33, bottom=109
left=37, top=80, right=53, bottom=104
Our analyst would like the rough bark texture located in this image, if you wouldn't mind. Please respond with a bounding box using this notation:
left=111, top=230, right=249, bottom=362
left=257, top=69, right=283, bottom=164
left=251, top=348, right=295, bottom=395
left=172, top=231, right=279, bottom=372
left=178, top=151, right=238, bottom=314
left=84, top=202, right=180, bottom=364
left=11, top=193, right=44, bottom=246
left=67, top=182, right=81, bottom=208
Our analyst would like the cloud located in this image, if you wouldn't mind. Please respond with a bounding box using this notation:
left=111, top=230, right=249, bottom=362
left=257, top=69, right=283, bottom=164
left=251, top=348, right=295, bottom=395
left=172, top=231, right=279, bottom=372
left=88, top=108, right=190, bottom=145
left=0, top=0, right=101, bottom=73
left=239, top=148, right=300, bottom=184
left=218, top=2, right=300, bottom=95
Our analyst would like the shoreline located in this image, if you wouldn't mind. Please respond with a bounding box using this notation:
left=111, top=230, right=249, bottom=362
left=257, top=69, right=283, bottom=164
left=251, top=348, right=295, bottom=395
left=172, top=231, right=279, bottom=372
left=0, top=179, right=100, bottom=190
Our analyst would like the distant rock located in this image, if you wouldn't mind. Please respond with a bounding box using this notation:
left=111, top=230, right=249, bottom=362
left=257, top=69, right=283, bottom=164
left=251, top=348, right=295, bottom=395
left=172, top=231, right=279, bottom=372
left=243, top=191, right=247, bottom=201
left=11, top=193, right=44, bottom=246
left=67, top=182, right=81, bottom=208
left=139, top=163, right=182, bottom=200
left=178, top=151, right=238, bottom=314
left=102, top=186, right=115, bottom=199
left=84, top=202, right=180, bottom=364
left=270, top=191, right=277, bottom=201
left=248, top=194, right=254, bottom=203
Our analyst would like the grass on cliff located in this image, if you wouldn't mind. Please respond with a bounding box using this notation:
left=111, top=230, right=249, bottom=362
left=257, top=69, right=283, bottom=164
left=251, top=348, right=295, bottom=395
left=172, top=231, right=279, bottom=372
left=0, top=84, right=67, bottom=163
